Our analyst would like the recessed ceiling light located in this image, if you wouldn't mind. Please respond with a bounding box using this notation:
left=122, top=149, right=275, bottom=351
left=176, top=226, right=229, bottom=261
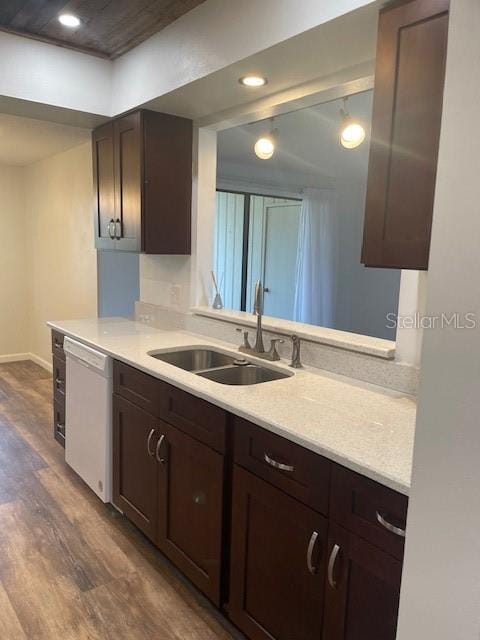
left=58, top=13, right=81, bottom=28
left=239, top=75, right=268, bottom=88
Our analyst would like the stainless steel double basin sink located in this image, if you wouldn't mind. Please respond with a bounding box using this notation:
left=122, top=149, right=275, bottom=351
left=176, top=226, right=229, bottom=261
left=149, top=348, right=292, bottom=386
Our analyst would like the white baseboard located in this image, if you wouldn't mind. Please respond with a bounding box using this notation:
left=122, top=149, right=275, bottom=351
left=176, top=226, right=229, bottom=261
left=0, top=352, right=31, bottom=364
left=29, top=353, right=53, bottom=373
left=0, top=352, right=53, bottom=373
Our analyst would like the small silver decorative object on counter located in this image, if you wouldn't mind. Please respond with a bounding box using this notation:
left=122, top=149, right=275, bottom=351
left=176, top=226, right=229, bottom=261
left=211, top=270, right=224, bottom=310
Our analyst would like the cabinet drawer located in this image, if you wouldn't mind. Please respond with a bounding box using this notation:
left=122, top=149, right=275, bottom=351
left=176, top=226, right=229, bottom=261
left=113, top=360, right=163, bottom=417
left=330, top=465, right=408, bottom=560
left=53, top=356, right=66, bottom=403
left=53, top=398, right=66, bottom=447
left=233, top=417, right=330, bottom=514
left=160, top=384, right=227, bottom=454
left=51, top=331, right=65, bottom=361
left=113, top=360, right=227, bottom=453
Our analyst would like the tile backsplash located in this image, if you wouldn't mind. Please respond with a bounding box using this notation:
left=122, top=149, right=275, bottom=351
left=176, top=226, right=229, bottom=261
left=139, top=254, right=191, bottom=312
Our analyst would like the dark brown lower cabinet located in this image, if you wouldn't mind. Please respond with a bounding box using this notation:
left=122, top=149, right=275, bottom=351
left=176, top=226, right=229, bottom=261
left=52, top=351, right=66, bottom=447
left=323, top=523, right=402, bottom=640
left=112, top=392, right=224, bottom=605
left=229, top=465, right=328, bottom=640
left=113, top=395, right=158, bottom=542
left=108, top=358, right=407, bottom=639
left=157, top=421, right=224, bottom=605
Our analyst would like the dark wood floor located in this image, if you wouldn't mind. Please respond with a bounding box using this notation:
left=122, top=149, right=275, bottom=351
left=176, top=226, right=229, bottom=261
left=0, top=361, right=238, bottom=640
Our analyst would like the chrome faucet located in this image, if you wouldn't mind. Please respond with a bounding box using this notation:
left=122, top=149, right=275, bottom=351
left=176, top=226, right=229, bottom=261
left=235, top=280, right=284, bottom=361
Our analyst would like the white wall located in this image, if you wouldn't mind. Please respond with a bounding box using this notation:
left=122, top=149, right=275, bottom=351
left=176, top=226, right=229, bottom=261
left=24, top=143, right=97, bottom=365
left=111, top=0, right=376, bottom=113
left=0, top=31, right=111, bottom=116
left=0, top=164, right=29, bottom=358
left=397, top=1, right=480, bottom=638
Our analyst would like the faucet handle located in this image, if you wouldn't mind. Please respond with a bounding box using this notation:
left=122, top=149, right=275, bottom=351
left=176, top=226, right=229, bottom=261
left=268, top=338, right=284, bottom=361
left=236, top=327, right=252, bottom=351
left=290, top=334, right=303, bottom=369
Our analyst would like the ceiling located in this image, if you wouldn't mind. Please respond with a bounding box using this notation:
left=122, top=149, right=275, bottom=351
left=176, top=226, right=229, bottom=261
left=0, top=0, right=206, bottom=59
left=143, top=2, right=379, bottom=121
left=217, top=90, right=373, bottom=190
left=0, top=114, right=90, bottom=166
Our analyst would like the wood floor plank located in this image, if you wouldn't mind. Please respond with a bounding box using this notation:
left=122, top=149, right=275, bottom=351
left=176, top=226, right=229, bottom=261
left=0, top=581, right=26, bottom=640
left=0, top=361, right=239, bottom=640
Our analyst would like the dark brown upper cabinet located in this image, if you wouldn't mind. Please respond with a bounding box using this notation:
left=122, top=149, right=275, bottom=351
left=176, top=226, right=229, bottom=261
left=362, top=0, right=449, bottom=270
left=93, top=109, right=193, bottom=254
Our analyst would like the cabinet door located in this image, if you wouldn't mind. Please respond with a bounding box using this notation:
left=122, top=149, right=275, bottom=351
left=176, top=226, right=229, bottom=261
left=157, top=421, right=224, bottom=605
left=229, top=466, right=327, bottom=640
left=142, top=111, right=192, bottom=255
left=113, top=112, right=142, bottom=252
left=323, top=524, right=402, bottom=640
left=52, top=355, right=66, bottom=404
left=362, top=0, right=449, bottom=269
left=113, top=395, right=158, bottom=541
left=92, top=122, right=116, bottom=250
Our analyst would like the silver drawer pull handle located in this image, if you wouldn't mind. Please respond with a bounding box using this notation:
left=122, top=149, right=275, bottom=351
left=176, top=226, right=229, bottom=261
left=376, top=511, right=406, bottom=538
left=156, top=434, right=167, bottom=463
left=55, top=377, right=64, bottom=387
left=307, top=531, right=319, bottom=575
left=54, top=341, right=62, bottom=349
left=264, top=453, right=294, bottom=473
left=146, top=428, right=155, bottom=457
left=327, top=543, right=341, bottom=589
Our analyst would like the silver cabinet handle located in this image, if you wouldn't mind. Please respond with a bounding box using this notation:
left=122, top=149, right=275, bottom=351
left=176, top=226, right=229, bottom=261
left=55, top=377, right=64, bottom=389
left=54, top=340, right=63, bottom=350
left=108, top=218, right=115, bottom=239
left=307, top=531, right=319, bottom=575
left=114, top=218, right=122, bottom=239
left=376, top=511, right=406, bottom=538
left=146, top=428, right=155, bottom=457
left=264, top=453, right=294, bottom=473
left=327, top=543, right=341, bottom=589
left=156, top=434, right=167, bottom=463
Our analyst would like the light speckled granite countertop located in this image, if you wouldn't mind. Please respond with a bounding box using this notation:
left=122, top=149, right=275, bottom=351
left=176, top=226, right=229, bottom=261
left=47, top=317, right=416, bottom=495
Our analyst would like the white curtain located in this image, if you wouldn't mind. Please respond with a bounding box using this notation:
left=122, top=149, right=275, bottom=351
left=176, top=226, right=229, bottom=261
left=293, top=188, right=337, bottom=326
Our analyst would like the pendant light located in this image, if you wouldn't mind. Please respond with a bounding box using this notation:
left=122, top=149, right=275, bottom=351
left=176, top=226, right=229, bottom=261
left=339, top=97, right=366, bottom=149
left=254, top=118, right=277, bottom=160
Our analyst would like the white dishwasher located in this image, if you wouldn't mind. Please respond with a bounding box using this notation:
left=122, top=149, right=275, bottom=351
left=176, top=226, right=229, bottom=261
left=64, top=336, right=113, bottom=503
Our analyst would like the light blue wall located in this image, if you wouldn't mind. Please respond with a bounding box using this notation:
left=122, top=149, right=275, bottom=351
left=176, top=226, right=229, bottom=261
left=97, top=251, right=140, bottom=318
